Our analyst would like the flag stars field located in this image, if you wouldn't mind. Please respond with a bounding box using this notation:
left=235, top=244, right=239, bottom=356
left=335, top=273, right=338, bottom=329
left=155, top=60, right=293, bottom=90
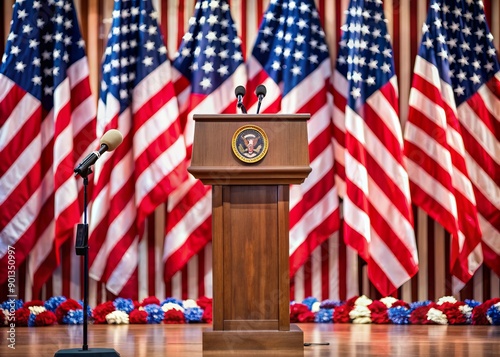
left=174, top=0, right=244, bottom=95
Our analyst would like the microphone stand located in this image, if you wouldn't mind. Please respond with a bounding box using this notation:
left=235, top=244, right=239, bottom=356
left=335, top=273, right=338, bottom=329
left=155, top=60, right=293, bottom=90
left=237, top=99, right=247, bottom=113
left=256, top=98, right=263, bottom=114
left=54, top=167, right=119, bottom=357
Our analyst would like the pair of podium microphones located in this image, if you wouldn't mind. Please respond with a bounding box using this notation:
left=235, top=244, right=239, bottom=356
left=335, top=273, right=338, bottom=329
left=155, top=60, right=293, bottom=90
left=235, top=84, right=267, bottom=114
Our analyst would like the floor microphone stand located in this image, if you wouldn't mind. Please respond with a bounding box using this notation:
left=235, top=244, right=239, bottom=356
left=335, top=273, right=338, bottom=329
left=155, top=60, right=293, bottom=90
left=54, top=168, right=120, bottom=357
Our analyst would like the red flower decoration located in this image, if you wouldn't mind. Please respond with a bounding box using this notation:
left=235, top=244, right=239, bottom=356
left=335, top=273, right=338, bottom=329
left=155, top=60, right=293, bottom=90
left=129, top=310, right=148, bottom=324
left=409, top=306, right=436, bottom=325
left=368, top=301, right=390, bottom=324
left=392, top=300, right=411, bottom=309
left=290, top=304, right=309, bottom=323
left=333, top=305, right=351, bottom=323
left=93, top=301, right=116, bottom=324
left=23, top=300, right=45, bottom=308
left=472, top=298, right=500, bottom=325
left=371, top=310, right=390, bottom=324
left=298, top=311, right=315, bottom=323
left=141, top=296, right=160, bottom=306
left=436, top=302, right=467, bottom=325
left=164, top=310, right=186, bottom=324
left=34, top=311, right=57, bottom=326
left=55, top=299, right=82, bottom=324
left=346, top=296, right=359, bottom=307
left=197, top=297, right=213, bottom=310
left=15, top=308, right=30, bottom=327
left=202, top=305, right=213, bottom=324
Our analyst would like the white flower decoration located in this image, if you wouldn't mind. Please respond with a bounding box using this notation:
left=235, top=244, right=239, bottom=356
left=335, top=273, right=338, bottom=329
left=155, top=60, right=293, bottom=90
left=437, top=296, right=457, bottom=305
left=380, top=297, right=398, bottom=308
left=352, top=316, right=372, bottom=324
left=105, top=310, right=129, bottom=325
left=183, top=299, right=199, bottom=308
left=427, top=307, right=448, bottom=325
left=355, top=295, right=373, bottom=307
left=28, top=306, right=47, bottom=315
left=162, top=302, right=185, bottom=313
left=1, top=308, right=8, bottom=325
left=459, top=305, right=473, bottom=321
left=350, top=306, right=371, bottom=324
left=311, top=302, right=321, bottom=313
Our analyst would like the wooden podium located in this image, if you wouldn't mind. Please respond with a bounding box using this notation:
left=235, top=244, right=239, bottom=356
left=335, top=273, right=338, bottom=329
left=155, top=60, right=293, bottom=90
left=188, top=114, right=311, bottom=355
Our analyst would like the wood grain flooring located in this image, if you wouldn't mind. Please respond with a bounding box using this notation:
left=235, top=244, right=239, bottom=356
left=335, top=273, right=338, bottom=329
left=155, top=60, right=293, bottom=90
left=2, top=323, right=500, bottom=357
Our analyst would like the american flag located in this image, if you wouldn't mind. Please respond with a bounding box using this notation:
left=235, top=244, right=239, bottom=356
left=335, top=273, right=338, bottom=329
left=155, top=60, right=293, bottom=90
left=332, top=0, right=419, bottom=296
left=247, top=0, right=340, bottom=277
left=88, top=0, right=188, bottom=298
left=0, top=0, right=96, bottom=297
left=404, top=0, right=499, bottom=289
left=163, top=0, right=246, bottom=282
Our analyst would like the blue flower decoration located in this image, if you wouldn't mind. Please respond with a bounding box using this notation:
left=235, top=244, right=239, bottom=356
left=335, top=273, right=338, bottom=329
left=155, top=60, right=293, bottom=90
left=487, top=304, right=500, bottom=325
left=320, top=299, right=345, bottom=309
left=388, top=306, right=410, bottom=325
left=62, top=310, right=84, bottom=325
left=162, top=297, right=184, bottom=307
left=28, top=313, right=37, bottom=327
left=143, top=304, right=164, bottom=324
left=184, top=307, right=203, bottom=323
left=315, top=309, right=333, bottom=323
left=302, top=297, right=318, bottom=311
left=2, top=299, right=24, bottom=311
left=44, top=296, right=67, bottom=312
left=409, top=300, right=431, bottom=311
left=114, top=298, right=134, bottom=314
left=465, top=299, right=481, bottom=309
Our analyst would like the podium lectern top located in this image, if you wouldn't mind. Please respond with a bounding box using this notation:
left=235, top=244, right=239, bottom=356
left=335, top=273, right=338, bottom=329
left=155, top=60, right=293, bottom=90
left=188, top=114, right=311, bottom=185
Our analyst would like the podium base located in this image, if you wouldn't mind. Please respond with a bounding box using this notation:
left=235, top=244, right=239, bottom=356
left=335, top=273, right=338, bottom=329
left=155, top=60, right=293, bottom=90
left=54, top=348, right=120, bottom=357
left=203, top=324, right=304, bottom=356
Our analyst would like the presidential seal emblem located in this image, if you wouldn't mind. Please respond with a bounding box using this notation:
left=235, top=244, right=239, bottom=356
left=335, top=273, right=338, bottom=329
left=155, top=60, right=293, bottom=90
left=232, top=125, right=269, bottom=163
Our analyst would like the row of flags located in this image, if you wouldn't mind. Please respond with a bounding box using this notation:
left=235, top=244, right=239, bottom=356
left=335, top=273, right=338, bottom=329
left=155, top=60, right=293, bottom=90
left=0, top=0, right=498, bottom=299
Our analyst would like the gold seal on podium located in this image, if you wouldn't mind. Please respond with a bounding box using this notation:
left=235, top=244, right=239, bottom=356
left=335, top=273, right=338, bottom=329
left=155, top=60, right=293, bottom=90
left=232, top=125, right=269, bottom=163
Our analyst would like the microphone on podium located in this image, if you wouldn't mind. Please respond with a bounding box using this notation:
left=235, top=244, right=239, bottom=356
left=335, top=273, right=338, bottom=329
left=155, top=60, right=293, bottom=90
left=74, top=129, right=123, bottom=177
left=235, top=85, right=247, bottom=114
left=255, top=85, right=267, bottom=114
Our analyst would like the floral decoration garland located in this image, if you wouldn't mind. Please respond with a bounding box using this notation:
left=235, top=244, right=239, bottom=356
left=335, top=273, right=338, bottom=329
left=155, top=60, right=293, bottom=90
left=1, top=295, right=499, bottom=327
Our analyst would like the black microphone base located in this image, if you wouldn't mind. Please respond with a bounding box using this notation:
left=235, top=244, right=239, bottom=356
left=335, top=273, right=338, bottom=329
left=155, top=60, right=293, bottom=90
left=54, top=348, right=120, bottom=357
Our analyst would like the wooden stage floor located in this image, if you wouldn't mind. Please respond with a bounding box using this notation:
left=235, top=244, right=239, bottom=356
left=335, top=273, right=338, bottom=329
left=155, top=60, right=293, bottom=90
left=4, top=323, right=500, bottom=357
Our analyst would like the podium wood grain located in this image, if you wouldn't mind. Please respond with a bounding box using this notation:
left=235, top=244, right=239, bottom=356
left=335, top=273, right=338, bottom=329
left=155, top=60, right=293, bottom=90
left=189, top=114, right=311, bottom=353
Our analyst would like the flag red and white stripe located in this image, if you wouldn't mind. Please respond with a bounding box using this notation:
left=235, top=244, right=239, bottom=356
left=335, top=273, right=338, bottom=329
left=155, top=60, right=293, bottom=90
left=163, top=0, right=247, bottom=282
left=403, top=0, right=496, bottom=290
left=332, top=0, right=419, bottom=296
left=0, top=0, right=96, bottom=298
left=246, top=0, right=341, bottom=277
left=88, top=0, right=188, bottom=298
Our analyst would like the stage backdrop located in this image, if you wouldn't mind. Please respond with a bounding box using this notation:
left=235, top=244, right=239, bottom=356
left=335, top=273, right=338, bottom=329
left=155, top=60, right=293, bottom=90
left=1, top=0, right=499, bottom=306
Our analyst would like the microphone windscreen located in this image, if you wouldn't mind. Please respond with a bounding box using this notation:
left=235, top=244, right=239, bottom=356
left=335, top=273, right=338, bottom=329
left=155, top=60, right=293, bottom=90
left=100, top=129, right=123, bottom=151
left=235, top=85, right=246, bottom=97
left=256, top=84, right=267, bottom=97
